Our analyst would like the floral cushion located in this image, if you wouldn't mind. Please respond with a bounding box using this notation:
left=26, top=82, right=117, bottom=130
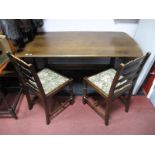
left=88, top=68, right=130, bottom=96
left=37, top=68, right=69, bottom=95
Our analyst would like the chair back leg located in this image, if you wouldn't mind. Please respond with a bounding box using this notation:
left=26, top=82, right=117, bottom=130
left=68, top=80, right=74, bottom=105
left=105, top=98, right=112, bottom=125
left=83, top=79, right=88, bottom=104
left=125, top=88, right=133, bottom=112
left=22, top=86, right=34, bottom=110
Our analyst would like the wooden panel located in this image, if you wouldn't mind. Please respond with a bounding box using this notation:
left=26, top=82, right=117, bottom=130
left=0, top=35, right=12, bottom=53
left=0, top=35, right=12, bottom=74
left=16, top=32, right=143, bottom=58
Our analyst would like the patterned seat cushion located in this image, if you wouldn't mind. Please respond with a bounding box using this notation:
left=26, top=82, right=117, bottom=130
left=37, top=68, right=69, bottom=95
left=88, top=68, right=130, bottom=96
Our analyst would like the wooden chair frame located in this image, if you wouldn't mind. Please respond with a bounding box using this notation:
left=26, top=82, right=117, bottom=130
left=83, top=53, right=150, bottom=125
left=7, top=52, right=74, bottom=125
left=0, top=88, right=23, bottom=119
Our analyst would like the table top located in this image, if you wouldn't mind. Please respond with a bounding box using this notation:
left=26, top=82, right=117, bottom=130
left=16, top=32, right=143, bottom=58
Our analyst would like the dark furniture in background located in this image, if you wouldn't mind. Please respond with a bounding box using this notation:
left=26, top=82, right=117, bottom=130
left=0, top=19, right=43, bottom=51
left=0, top=35, right=23, bottom=119
left=0, top=86, right=22, bottom=119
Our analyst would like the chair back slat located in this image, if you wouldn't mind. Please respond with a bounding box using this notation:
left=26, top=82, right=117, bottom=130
left=121, top=58, right=143, bottom=82
left=7, top=52, right=45, bottom=95
left=118, top=71, right=139, bottom=85
left=109, top=52, right=150, bottom=97
left=118, top=76, right=128, bottom=83
left=20, top=70, right=35, bottom=82
left=114, top=81, right=131, bottom=92
left=124, top=56, right=144, bottom=70
left=123, top=64, right=140, bottom=76
left=113, top=85, right=133, bottom=98
left=26, top=82, right=40, bottom=94
left=17, top=63, right=32, bottom=74
left=15, top=63, right=39, bottom=91
left=124, top=72, right=139, bottom=81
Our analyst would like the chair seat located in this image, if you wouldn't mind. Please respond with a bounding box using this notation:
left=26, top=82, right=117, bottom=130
left=38, top=68, right=69, bottom=95
left=88, top=68, right=130, bottom=96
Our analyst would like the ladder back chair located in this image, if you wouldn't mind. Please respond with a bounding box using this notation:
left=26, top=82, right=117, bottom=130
left=7, top=52, right=74, bottom=124
left=83, top=52, right=150, bottom=125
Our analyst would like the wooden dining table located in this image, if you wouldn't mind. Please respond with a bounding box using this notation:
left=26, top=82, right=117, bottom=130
left=16, top=32, right=142, bottom=58
left=15, top=32, right=143, bottom=70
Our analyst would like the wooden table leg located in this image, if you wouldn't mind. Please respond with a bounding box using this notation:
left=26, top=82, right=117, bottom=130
left=110, top=58, right=116, bottom=68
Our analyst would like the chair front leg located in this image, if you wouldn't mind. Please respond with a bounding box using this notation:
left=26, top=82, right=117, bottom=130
left=105, top=98, right=112, bottom=126
left=41, top=96, right=51, bottom=125
left=83, top=78, right=88, bottom=104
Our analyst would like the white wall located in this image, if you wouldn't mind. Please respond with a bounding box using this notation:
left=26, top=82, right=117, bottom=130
left=133, top=19, right=155, bottom=95
left=40, top=19, right=138, bottom=37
